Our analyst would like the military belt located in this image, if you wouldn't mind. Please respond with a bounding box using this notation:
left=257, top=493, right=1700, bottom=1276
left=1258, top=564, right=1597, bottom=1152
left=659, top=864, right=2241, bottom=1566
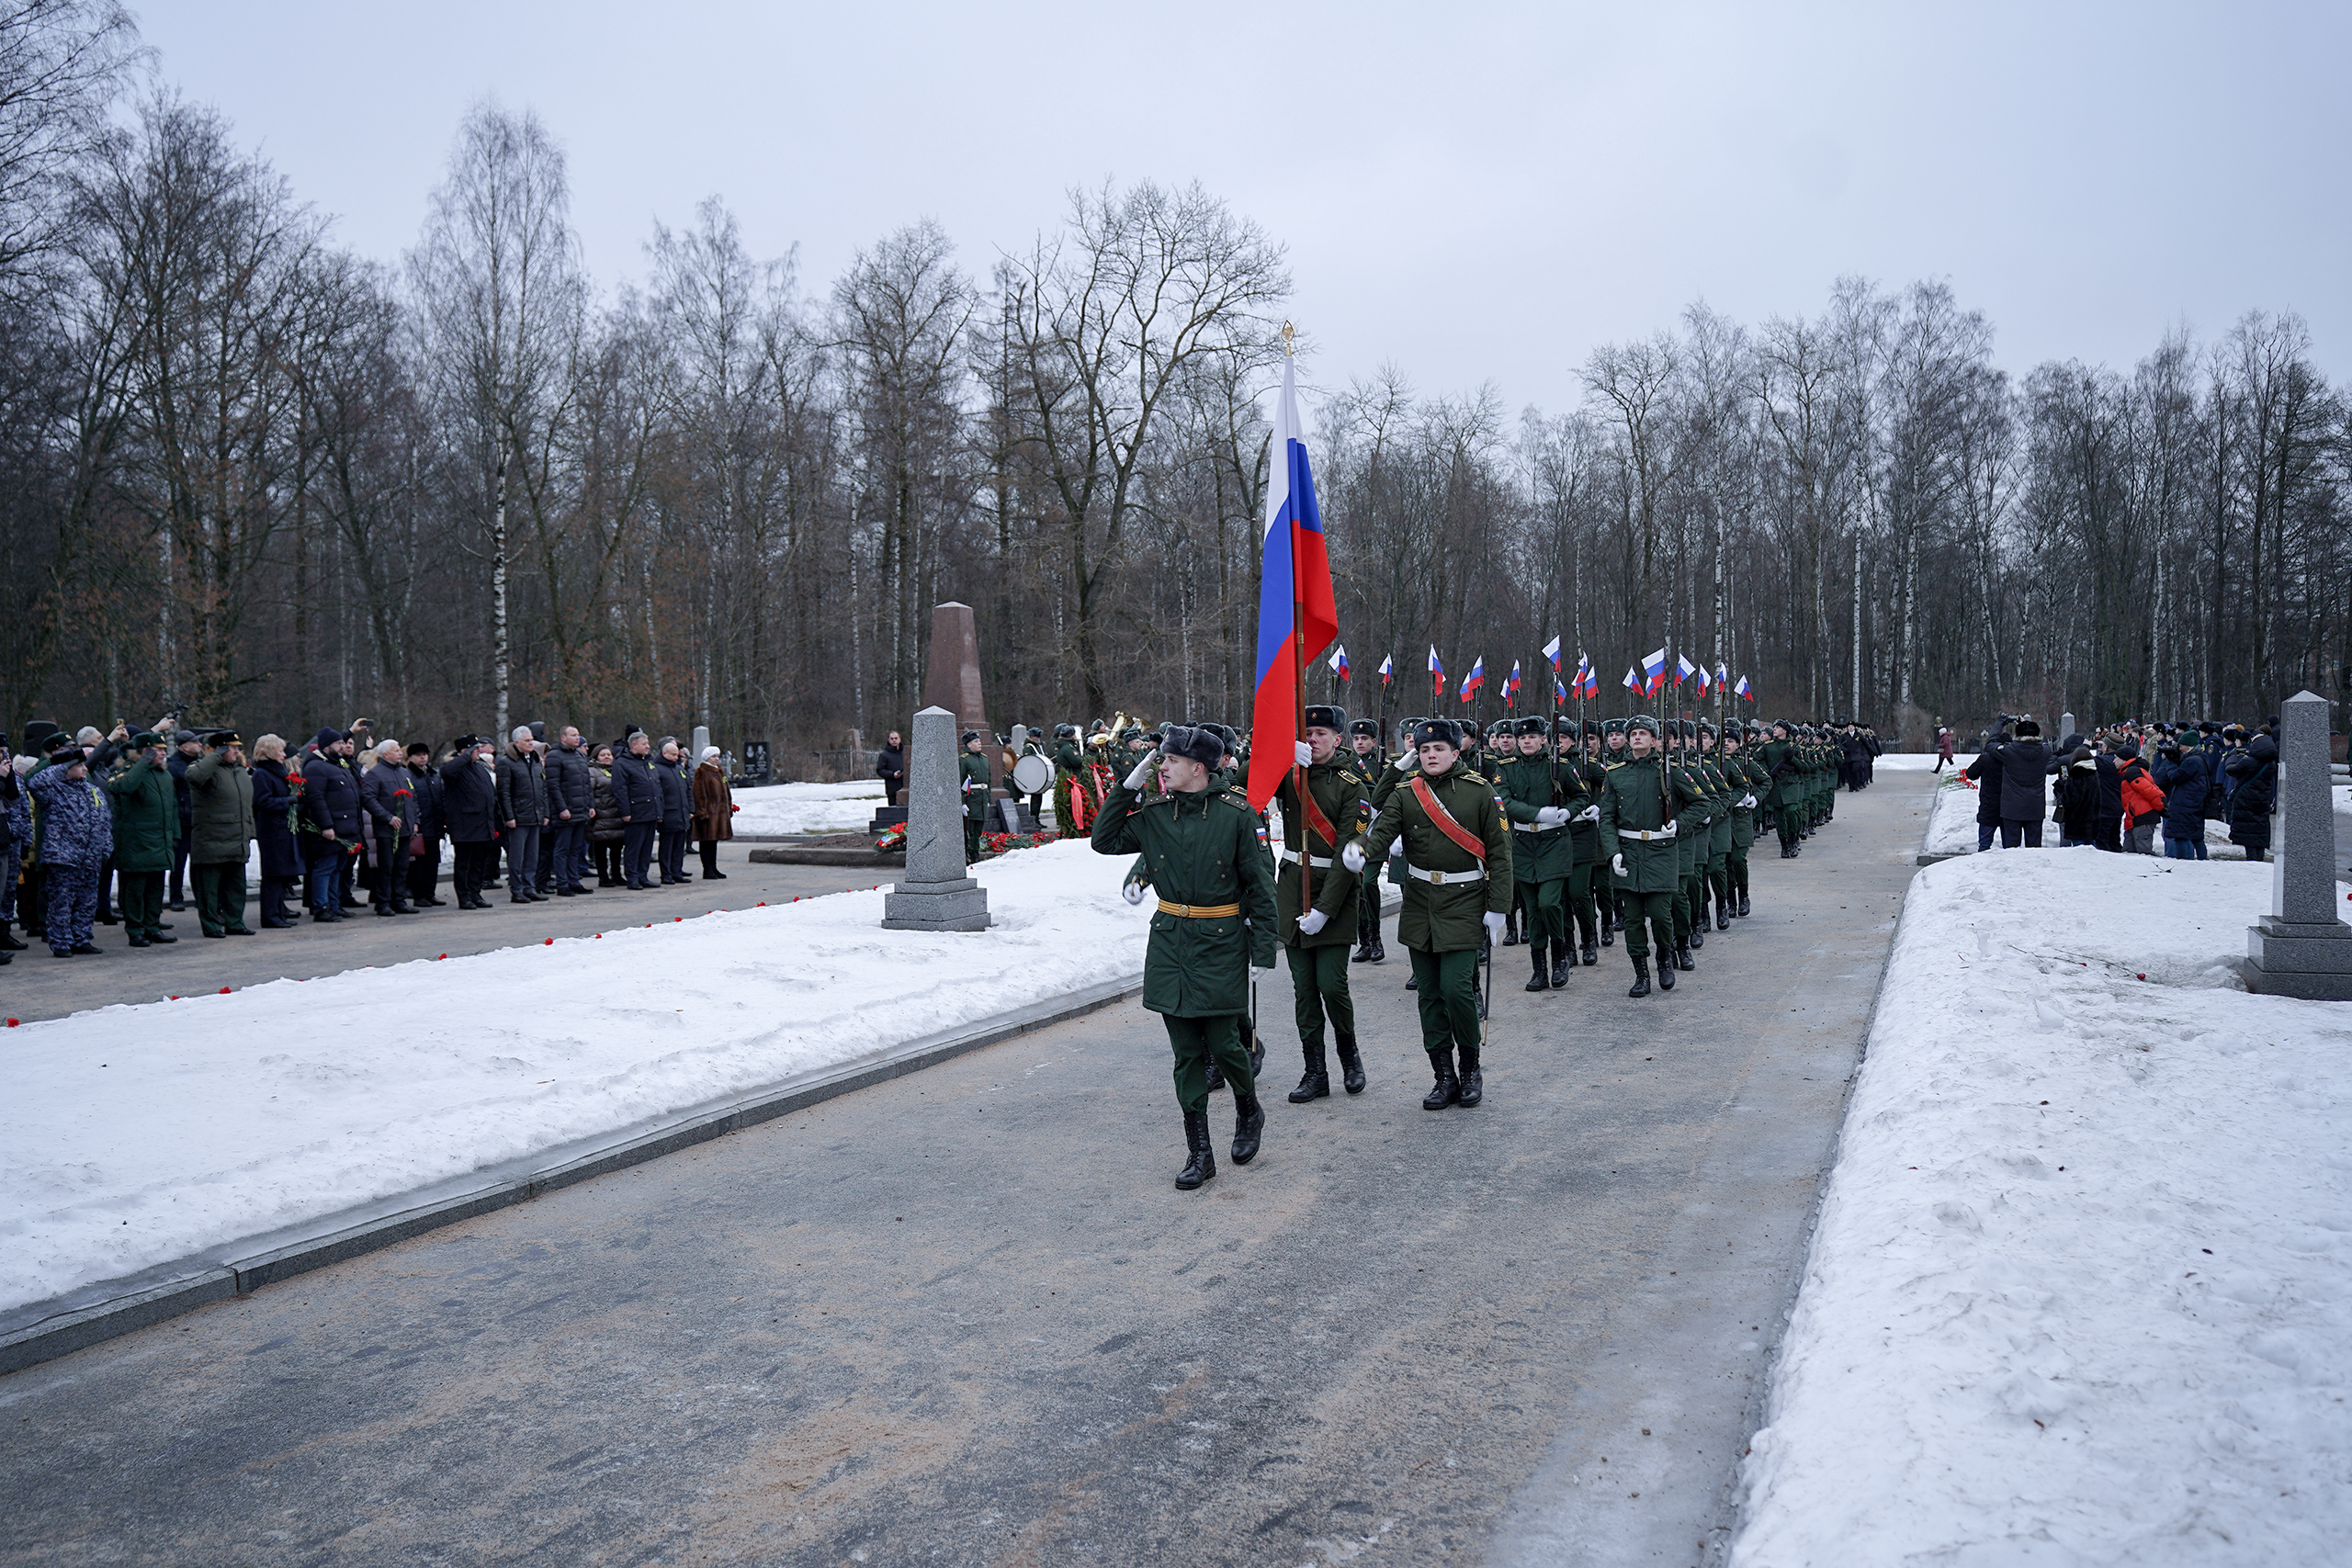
left=1404, top=863, right=1485, bottom=886
left=1510, top=821, right=1559, bottom=833
left=1158, top=899, right=1240, bottom=919
left=1277, top=848, right=1336, bottom=869
left=1621, top=821, right=1678, bottom=841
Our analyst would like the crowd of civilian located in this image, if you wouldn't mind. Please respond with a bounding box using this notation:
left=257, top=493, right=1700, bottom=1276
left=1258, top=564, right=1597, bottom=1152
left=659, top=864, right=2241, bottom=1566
left=1960, top=716, right=2278, bottom=860
left=0, top=718, right=739, bottom=964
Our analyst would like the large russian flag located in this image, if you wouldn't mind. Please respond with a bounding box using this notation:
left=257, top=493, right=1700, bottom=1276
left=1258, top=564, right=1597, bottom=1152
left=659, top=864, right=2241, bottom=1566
left=1247, top=354, right=1340, bottom=808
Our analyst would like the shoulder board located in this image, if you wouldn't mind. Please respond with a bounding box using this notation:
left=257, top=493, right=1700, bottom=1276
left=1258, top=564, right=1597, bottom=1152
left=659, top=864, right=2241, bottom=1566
left=1456, top=769, right=1490, bottom=787
left=1215, top=788, right=1254, bottom=811
left=1337, top=767, right=1364, bottom=788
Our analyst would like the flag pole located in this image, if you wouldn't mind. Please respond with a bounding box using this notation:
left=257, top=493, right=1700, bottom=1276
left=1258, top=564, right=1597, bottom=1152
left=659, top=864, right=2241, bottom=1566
left=1283, top=322, right=1311, bottom=915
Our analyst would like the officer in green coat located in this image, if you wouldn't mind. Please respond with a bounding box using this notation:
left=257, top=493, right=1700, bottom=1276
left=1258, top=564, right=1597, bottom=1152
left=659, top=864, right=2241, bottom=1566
left=959, top=730, right=991, bottom=861
left=1496, top=716, right=1582, bottom=991
left=1719, top=724, right=1763, bottom=918
left=186, top=730, right=257, bottom=938
left=1599, top=713, right=1700, bottom=997
left=1091, top=724, right=1278, bottom=1190
left=1662, top=721, right=1710, bottom=968
left=1273, top=705, right=1371, bottom=1101
left=1692, top=722, right=1736, bottom=935
left=103, top=731, right=179, bottom=947
left=1344, top=718, right=1511, bottom=1109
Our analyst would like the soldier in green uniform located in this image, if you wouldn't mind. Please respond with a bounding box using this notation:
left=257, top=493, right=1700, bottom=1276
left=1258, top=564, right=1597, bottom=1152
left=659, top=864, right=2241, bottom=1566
left=1692, top=721, right=1736, bottom=934
left=1373, top=717, right=1421, bottom=991
left=1759, top=722, right=1802, bottom=858
left=1344, top=718, right=1510, bottom=1108
left=1663, top=721, right=1710, bottom=970
left=1597, top=713, right=1696, bottom=997
left=1050, top=723, right=1088, bottom=834
left=1560, top=717, right=1608, bottom=965
left=1347, top=718, right=1386, bottom=964
left=1496, top=716, right=1582, bottom=990
left=1092, top=725, right=1278, bottom=1189
left=1274, top=705, right=1371, bottom=1100
left=1719, top=723, right=1763, bottom=918
left=959, top=730, right=992, bottom=861
left=1598, top=719, right=1631, bottom=935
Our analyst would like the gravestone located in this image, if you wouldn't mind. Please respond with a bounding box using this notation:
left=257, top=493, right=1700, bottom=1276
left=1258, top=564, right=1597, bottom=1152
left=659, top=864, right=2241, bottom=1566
left=922, top=602, right=1001, bottom=795
left=880, top=706, right=991, bottom=931
left=2242, top=691, right=2351, bottom=998
left=2060, top=711, right=2076, bottom=744
left=691, top=725, right=709, bottom=766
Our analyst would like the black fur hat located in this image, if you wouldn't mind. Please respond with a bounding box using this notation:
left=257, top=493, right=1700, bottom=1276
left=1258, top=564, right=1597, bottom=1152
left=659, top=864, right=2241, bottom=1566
left=1160, top=725, right=1225, bottom=769
left=1409, top=717, right=1462, bottom=750
left=1303, top=705, right=1347, bottom=732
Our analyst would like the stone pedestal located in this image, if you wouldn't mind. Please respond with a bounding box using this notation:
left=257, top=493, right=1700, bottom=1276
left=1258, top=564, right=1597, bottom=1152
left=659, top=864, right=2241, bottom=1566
left=2243, top=690, right=2349, bottom=998
left=922, top=602, right=1000, bottom=795
left=2060, top=711, right=2076, bottom=743
left=881, top=705, right=991, bottom=931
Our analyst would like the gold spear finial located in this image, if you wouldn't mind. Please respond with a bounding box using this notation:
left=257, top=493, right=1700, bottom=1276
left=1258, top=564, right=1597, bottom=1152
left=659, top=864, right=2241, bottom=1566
left=1281, top=320, right=1294, bottom=355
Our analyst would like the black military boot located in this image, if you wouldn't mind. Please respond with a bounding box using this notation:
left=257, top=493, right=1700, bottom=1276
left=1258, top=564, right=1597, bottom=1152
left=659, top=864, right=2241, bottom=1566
left=1552, top=942, right=1572, bottom=987
left=1175, top=1109, right=1216, bottom=1190
left=1421, top=1050, right=1459, bottom=1110
left=1369, top=931, right=1385, bottom=962
left=1289, top=1041, right=1330, bottom=1102
left=1627, top=956, right=1651, bottom=998
left=1524, top=940, right=1550, bottom=991
left=1335, top=1032, right=1365, bottom=1095
left=1674, top=941, right=1696, bottom=972
left=1737, top=892, right=1751, bottom=917
left=1455, top=1044, right=1483, bottom=1107
left=1405, top=971, right=1417, bottom=991
left=1580, top=932, right=1599, bottom=965
left=1351, top=930, right=1374, bottom=964
left=1232, top=1087, right=1265, bottom=1165
left=1205, top=1054, right=1226, bottom=1093
left=1502, top=909, right=1521, bottom=946
left=1657, top=953, right=1677, bottom=990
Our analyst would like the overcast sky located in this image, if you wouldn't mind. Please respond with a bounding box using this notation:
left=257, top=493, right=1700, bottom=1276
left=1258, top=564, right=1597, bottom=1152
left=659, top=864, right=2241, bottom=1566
left=141, top=0, right=2346, bottom=413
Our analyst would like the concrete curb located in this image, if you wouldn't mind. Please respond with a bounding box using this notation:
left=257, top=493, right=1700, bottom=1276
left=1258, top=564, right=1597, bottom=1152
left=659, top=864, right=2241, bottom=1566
left=0, top=974, right=1145, bottom=1377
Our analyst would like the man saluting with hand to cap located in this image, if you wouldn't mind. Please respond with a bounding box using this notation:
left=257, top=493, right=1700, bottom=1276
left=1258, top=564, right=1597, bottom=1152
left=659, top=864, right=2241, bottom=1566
left=1091, top=724, right=1278, bottom=1190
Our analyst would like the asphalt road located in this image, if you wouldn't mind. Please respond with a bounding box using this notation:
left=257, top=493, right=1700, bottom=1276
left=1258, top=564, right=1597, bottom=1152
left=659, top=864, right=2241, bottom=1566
left=0, top=845, right=881, bottom=1024
left=0, top=772, right=1933, bottom=1567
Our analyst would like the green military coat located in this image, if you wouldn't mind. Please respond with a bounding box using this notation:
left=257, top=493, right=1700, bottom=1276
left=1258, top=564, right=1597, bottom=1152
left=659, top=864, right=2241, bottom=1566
left=1091, top=779, right=1276, bottom=1017
left=104, top=755, right=177, bottom=872
left=1274, top=757, right=1370, bottom=945
left=1723, top=749, right=1765, bottom=849
left=1569, top=753, right=1609, bottom=865
left=185, top=750, right=256, bottom=864
left=1495, top=751, right=1583, bottom=883
left=1359, top=761, right=1512, bottom=953
left=1599, top=751, right=1696, bottom=894
left=960, top=750, right=991, bottom=823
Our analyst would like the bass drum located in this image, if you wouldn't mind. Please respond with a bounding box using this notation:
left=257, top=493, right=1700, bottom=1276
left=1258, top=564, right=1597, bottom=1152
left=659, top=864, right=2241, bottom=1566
left=1011, top=752, right=1054, bottom=795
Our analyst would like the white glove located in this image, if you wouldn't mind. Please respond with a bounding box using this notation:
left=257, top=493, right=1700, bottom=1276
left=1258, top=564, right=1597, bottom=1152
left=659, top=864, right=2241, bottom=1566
left=1483, top=911, right=1508, bottom=942
left=1535, top=807, right=1569, bottom=829
left=1296, top=908, right=1329, bottom=935
left=1121, top=880, right=1146, bottom=906
left=1294, top=740, right=1313, bottom=769
left=1741, top=793, right=1757, bottom=808
left=1578, top=804, right=1600, bottom=821
left=1611, top=853, right=1627, bottom=878
left=1394, top=751, right=1417, bottom=773
left=1340, top=841, right=1368, bottom=874
left=1123, top=753, right=1158, bottom=790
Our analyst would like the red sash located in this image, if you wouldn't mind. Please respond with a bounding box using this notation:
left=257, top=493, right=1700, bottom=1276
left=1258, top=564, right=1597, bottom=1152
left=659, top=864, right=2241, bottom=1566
left=1294, top=776, right=1340, bottom=851
left=1408, top=775, right=1487, bottom=861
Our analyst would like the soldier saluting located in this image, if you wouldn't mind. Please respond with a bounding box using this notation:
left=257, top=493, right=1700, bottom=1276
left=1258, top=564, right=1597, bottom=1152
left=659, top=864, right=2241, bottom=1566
left=1342, top=718, right=1511, bottom=1110
left=1273, top=705, right=1371, bottom=1101
left=1092, top=724, right=1277, bottom=1190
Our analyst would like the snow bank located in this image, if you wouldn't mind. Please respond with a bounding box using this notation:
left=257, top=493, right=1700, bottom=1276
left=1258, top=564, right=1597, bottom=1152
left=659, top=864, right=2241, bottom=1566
left=0, top=840, right=1142, bottom=1316
left=1876, top=752, right=1963, bottom=772
left=1733, top=850, right=2352, bottom=1566
left=729, top=777, right=884, bottom=836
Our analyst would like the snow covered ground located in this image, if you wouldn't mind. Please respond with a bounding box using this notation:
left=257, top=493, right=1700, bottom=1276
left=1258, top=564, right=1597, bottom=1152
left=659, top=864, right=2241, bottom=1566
left=1875, top=751, right=1960, bottom=772
left=1733, top=850, right=2352, bottom=1565
left=728, top=777, right=885, bottom=836
left=0, top=839, right=1141, bottom=1318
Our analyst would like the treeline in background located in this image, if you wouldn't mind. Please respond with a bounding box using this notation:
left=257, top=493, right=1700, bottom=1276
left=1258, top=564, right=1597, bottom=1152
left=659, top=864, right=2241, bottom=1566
left=3, top=3, right=2346, bottom=769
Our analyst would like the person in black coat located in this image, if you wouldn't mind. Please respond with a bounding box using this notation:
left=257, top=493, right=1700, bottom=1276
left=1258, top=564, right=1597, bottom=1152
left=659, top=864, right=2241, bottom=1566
left=2055, top=747, right=2102, bottom=848
left=300, top=728, right=364, bottom=920
left=1984, top=719, right=2051, bottom=849
left=439, top=736, right=502, bottom=908
left=249, top=735, right=304, bottom=927
left=542, top=725, right=594, bottom=896
left=166, top=728, right=200, bottom=909
left=1962, top=733, right=2006, bottom=853
left=2091, top=745, right=2125, bottom=852
left=654, top=737, right=693, bottom=884
left=2152, top=739, right=2211, bottom=859
left=2226, top=733, right=2278, bottom=860
left=494, top=727, right=548, bottom=904
left=875, top=730, right=906, bottom=806
left=405, top=742, right=448, bottom=907
left=361, top=742, right=419, bottom=916
left=612, top=730, right=661, bottom=889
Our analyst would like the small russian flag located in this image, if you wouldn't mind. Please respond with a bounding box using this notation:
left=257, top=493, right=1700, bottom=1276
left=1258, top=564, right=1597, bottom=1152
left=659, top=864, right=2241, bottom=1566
left=1623, top=663, right=1644, bottom=694
left=1642, top=648, right=1668, bottom=694
left=1379, top=653, right=1395, bottom=686
left=1506, top=660, right=1522, bottom=699
left=1542, top=635, right=1562, bottom=671
left=1675, top=652, right=1698, bottom=688
left=1329, top=645, right=1350, bottom=682
left=1461, top=655, right=1485, bottom=703
left=1429, top=646, right=1446, bottom=697
left=1735, top=674, right=1754, bottom=701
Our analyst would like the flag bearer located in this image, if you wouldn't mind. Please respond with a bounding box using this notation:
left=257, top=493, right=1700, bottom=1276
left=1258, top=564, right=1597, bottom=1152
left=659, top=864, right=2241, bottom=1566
left=1343, top=719, right=1510, bottom=1109
left=1274, top=705, right=1372, bottom=1100
left=1091, top=725, right=1277, bottom=1190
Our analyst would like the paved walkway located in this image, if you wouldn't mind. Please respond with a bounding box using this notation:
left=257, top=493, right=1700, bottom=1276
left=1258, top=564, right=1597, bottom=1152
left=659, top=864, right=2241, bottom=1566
left=0, top=775, right=1936, bottom=1566
left=2, top=845, right=880, bottom=1024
